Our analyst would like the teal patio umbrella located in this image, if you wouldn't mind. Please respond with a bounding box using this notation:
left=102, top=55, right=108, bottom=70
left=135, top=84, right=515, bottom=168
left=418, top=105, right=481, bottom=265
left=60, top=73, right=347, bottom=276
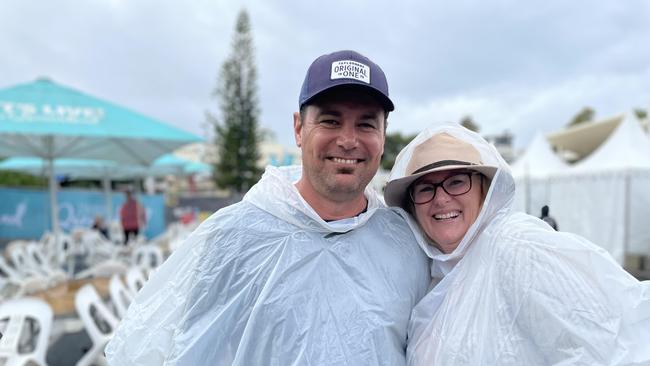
left=0, top=78, right=202, bottom=232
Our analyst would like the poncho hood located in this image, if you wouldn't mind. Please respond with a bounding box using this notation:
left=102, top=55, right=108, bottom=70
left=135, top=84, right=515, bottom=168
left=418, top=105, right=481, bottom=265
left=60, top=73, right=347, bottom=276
left=388, top=123, right=515, bottom=276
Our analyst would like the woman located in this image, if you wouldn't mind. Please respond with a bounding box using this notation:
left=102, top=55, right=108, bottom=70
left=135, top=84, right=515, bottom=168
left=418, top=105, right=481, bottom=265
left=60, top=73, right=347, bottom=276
left=384, top=124, right=650, bottom=365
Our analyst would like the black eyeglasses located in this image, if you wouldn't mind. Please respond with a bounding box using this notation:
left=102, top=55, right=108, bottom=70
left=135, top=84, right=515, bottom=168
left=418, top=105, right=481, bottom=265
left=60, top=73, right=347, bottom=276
left=409, top=172, right=480, bottom=204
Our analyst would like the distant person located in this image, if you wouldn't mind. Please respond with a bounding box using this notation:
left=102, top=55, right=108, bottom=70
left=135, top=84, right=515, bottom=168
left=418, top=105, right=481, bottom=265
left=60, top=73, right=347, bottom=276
left=91, top=215, right=109, bottom=240
left=119, top=190, right=146, bottom=244
left=540, top=204, right=558, bottom=230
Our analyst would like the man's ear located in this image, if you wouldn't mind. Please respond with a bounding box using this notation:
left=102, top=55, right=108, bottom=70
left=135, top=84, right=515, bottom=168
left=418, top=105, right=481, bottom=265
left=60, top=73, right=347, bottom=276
left=293, top=111, right=302, bottom=147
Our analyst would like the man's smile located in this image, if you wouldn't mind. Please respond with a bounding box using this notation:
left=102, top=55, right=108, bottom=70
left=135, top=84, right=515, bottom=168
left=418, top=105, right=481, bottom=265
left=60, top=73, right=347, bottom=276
left=327, top=157, right=363, bottom=165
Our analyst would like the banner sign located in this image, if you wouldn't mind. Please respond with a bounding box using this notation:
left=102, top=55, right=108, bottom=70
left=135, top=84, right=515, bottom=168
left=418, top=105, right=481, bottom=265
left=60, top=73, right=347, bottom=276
left=0, top=101, right=105, bottom=124
left=0, top=187, right=164, bottom=240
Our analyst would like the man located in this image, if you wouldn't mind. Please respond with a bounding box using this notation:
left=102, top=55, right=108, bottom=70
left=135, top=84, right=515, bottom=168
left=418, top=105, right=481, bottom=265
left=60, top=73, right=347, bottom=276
left=106, top=50, right=429, bottom=365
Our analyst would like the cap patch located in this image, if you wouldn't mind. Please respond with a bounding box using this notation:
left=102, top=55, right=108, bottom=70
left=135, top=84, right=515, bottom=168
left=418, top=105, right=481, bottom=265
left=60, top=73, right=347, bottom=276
left=330, top=60, right=370, bottom=84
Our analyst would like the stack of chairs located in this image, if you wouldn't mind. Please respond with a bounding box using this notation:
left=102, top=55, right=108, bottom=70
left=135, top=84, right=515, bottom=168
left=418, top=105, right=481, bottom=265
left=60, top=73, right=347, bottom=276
left=72, top=229, right=129, bottom=280
left=0, top=239, right=67, bottom=302
left=72, top=237, right=173, bottom=365
left=0, top=219, right=198, bottom=364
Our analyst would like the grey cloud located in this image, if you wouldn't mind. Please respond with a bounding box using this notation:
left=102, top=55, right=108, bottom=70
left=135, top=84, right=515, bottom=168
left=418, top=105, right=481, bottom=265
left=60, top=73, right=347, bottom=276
left=1, top=0, right=648, bottom=149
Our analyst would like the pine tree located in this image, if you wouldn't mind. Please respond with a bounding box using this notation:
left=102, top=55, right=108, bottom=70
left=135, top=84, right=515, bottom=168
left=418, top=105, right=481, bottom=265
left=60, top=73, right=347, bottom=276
left=381, top=132, right=417, bottom=170
left=208, top=9, right=262, bottom=193
left=567, top=107, right=595, bottom=127
left=460, top=115, right=480, bottom=132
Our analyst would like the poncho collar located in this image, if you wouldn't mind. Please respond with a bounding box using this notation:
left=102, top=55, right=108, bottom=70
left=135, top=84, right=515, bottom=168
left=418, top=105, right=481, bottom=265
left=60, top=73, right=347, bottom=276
left=244, top=165, right=384, bottom=233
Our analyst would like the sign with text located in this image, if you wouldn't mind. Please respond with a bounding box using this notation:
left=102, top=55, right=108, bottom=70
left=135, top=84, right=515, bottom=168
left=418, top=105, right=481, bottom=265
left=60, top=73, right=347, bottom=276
left=0, top=101, right=105, bottom=124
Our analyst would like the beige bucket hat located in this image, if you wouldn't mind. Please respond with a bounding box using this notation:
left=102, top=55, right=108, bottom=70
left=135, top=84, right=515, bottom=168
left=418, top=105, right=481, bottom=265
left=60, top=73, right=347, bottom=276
left=384, top=132, right=498, bottom=208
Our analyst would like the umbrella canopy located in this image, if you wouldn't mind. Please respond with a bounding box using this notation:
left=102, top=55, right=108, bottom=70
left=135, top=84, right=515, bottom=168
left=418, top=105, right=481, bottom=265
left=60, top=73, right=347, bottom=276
left=0, top=78, right=202, bottom=232
left=0, top=154, right=205, bottom=179
left=0, top=78, right=200, bottom=164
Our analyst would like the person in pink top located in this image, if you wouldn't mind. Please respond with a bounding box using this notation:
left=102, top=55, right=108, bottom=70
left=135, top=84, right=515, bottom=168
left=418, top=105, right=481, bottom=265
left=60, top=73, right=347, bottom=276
left=119, top=190, right=146, bottom=244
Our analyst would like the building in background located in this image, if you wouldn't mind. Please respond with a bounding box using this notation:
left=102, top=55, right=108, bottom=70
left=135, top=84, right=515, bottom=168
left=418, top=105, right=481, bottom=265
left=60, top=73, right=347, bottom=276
left=546, top=115, right=624, bottom=163
left=484, top=131, right=515, bottom=163
left=166, top=139, right=301, bottom=196
left=162, top=139, right=301, bottom=221
left=258, top=141, right=302, bottom=168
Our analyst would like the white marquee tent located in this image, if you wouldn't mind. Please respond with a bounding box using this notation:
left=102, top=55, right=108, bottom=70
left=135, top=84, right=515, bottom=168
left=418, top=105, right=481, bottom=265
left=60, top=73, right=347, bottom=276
left=513, top=114, right=650, bottom=264
left=511, top=132, right=570, bottom=179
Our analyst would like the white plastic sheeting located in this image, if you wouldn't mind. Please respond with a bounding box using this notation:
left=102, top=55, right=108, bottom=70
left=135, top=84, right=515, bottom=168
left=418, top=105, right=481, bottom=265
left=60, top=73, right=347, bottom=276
left=512, top=177, right=553, bottom=216
left=106, top=166, right=430, bottom=365
left=547, top=173, right=628, bottom=261
left=388, top=124, right=650, bottom=365
left=513, top=115, right=650, bottom=262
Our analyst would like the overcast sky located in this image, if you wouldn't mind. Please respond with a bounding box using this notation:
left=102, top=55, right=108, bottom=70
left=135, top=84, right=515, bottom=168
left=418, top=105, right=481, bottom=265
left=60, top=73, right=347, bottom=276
left=2, top=0, right=649, bottom=150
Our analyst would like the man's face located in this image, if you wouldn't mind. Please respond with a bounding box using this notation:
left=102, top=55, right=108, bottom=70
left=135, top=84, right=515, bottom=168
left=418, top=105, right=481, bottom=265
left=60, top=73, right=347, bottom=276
left=294, top=90, right=385, bottom=203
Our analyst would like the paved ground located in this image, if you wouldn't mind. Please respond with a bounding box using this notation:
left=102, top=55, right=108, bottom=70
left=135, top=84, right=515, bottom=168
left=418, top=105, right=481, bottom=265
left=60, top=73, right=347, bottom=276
left=46, top=329, right=93, bottom=366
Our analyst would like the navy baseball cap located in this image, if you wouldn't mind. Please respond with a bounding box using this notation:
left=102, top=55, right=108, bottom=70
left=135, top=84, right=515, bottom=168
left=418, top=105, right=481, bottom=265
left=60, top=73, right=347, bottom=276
left=299, top=50, right=395, bottom=112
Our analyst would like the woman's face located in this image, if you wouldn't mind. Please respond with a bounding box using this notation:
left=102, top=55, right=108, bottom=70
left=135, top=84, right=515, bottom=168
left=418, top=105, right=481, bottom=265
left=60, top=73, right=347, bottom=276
left=412, top=169, right=484, bottom=254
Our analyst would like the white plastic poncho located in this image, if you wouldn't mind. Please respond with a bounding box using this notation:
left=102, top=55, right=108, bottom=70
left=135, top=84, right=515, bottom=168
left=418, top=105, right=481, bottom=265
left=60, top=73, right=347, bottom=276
left=388, top=124, right=650, bottom=365
left=106, top=166, right=430, bottom=365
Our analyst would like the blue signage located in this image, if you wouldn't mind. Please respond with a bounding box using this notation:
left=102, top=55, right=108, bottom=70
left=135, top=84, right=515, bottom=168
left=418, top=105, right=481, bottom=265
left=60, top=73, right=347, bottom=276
left=0, top=187, right=164, bottom=240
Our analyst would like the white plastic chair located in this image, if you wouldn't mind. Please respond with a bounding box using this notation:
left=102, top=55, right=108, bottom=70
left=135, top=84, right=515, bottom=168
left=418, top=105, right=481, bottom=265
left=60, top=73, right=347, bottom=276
left=74, top=259, right=128, bottom=280
left=48, top=233, right=76, bottom=276
left=125, top=267, right=147, bottom=295
left=109, top=274, right=133, bottom=319
left=6, top=241, right=45, bottom=278
left=108, top=221, right=124, bottom=246
left=0, top=257, right=24, bottom=300
left=38, top=231, right=61, bottom=270
left=76, top=229, right=120, bottom=265
left=131, top=244, right=165, bottom=272
left=26, top=242, right=67, bottom=285
left=0, top=256, right=23, bottom=286
left=74, top=284, right=119, bottom=366
left=25, top=243, right=50, bottom=272
left=0, top=256, right=47, bottom=298
left=0, top=297, right=53, bottom=366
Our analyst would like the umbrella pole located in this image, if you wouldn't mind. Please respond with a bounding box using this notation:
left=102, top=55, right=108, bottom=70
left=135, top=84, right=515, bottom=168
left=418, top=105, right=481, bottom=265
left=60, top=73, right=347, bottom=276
left=103, top=174, right=113, bottom=221
left=48, top=157, right=60, bottom=234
